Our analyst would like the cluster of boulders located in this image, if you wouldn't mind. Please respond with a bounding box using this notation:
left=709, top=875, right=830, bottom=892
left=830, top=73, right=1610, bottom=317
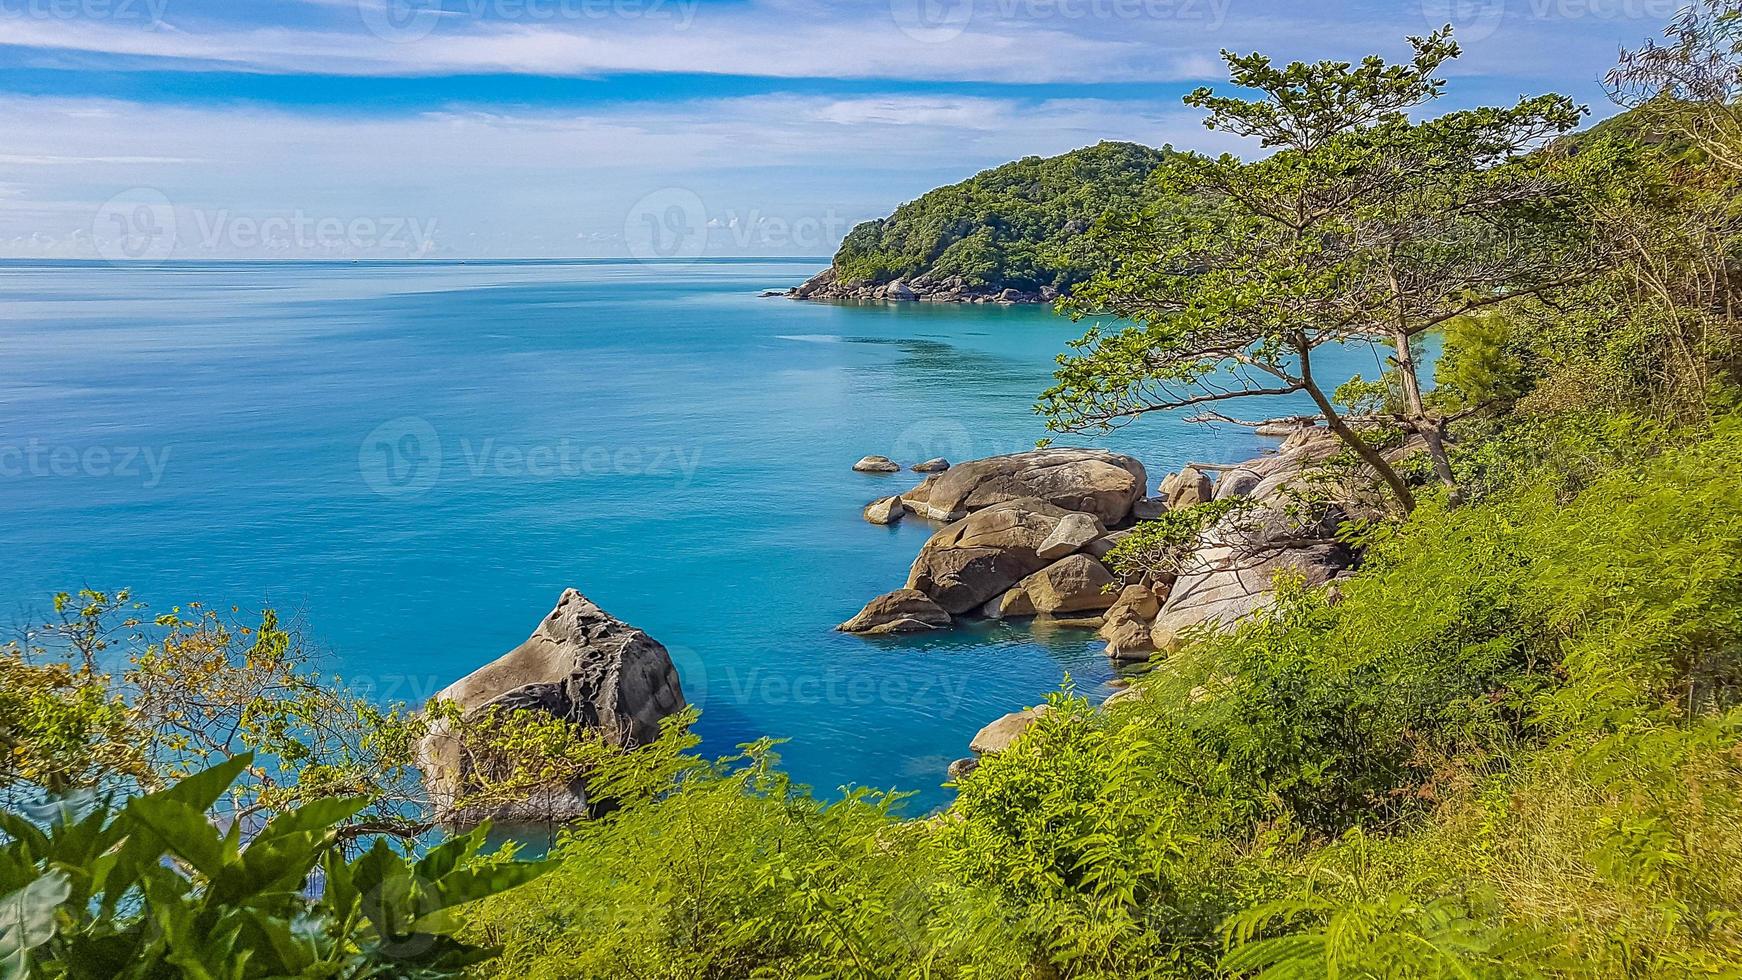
left=418, top=590, right=688, bottom=825
left=789, top=267, right=1059, bottom=304
left=839, top=448, right=1150, bottom=634
left=845, top=430, right=1367, bottom=662
left=931, top=429, right=1371, bottom=778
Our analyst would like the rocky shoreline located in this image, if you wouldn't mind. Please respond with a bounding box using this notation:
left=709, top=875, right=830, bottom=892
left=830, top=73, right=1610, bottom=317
left=421, top=428, right=1370, bottom=812
left=785, top=266, right=1058, bottom=304
left=837, top=430, right=1376, bottom=774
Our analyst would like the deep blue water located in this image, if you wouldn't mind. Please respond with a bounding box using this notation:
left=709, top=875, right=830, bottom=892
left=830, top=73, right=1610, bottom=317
left=0, top=258, right=1394, bottom=810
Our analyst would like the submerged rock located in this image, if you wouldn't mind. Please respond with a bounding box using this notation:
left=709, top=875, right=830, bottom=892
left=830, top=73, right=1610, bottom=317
left=838, top=589, right=952, bottom=634
left=420, top=590, right=687, bottom=824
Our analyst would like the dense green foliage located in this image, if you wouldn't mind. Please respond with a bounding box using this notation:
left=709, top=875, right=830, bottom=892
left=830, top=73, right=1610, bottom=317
left=444, top=411, right=1742, bottom=978
left=829, top=141, right=1176, bottom=292
left=0, top=754, right=552, bottom=979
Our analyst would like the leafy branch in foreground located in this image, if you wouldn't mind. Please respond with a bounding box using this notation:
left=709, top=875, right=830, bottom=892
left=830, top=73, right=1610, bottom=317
left=1041, top=28, right=1613, bottom=511
left=1, top=590, right=648, bottom=837
left=0, top=753, right=555, bottom=979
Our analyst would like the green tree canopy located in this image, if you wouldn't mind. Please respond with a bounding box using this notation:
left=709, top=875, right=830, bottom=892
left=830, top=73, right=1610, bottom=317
left=1042, top=29, right=1609, bottom=510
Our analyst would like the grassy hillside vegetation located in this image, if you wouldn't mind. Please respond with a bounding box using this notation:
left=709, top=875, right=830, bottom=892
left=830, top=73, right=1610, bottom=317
left=456, top=18, right=1742, bottom=978
left=454, top=410, right=1742, bottom=979
left=826, top=141, right=1178, bottom=293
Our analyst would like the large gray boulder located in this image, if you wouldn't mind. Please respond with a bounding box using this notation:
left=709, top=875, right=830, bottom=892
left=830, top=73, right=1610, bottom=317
left=1150, top=540, right=1351, bottom=650
left=1161, top=465, right=1215, bottom=509
left=420, top=590, right=687, bottom=822
left=863, top=495, right=906, bottom=525
left=1147, top=440, right=1358, bottom=651
left=905, top=498, right=1073, bottom=613
left=899, top=448, right=1147, bottom=525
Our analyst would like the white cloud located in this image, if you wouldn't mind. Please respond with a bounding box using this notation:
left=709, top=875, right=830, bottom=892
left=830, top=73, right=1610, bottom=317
left=0, top=0, right=1650, bottom=85
left=0, top=92, right=1251, bottom=258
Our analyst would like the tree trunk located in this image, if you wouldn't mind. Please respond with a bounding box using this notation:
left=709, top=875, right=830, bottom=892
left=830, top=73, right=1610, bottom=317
left=1391, top=329, right=1459, bottom=500
left=1299, top=342, right=1417, bottom=513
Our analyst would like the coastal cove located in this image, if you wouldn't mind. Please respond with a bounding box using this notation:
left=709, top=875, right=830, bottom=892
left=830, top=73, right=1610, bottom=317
left=0, top=257, right=1401, bottom=811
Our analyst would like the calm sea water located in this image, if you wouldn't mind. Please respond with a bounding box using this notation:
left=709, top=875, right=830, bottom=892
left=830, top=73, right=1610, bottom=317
left=0, top=258, right=1392, bottom=810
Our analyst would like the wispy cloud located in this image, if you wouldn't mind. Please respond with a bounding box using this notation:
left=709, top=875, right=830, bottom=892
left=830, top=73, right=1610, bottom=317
left=0, top=91, right=1251, bottom=258
left=0, top=0, right=1643, bottom=85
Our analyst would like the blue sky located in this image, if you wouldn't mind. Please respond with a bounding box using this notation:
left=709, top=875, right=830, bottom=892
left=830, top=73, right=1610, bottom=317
left=0, top=0, right=1685, bottom=259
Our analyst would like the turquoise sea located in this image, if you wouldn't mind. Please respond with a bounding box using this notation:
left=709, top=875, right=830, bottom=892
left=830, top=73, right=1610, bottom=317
left=0, top=258, right=1390, bottom=811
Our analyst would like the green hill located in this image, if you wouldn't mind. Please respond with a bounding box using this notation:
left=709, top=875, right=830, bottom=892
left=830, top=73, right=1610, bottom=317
left=791, top=140, right=1178, bottom=303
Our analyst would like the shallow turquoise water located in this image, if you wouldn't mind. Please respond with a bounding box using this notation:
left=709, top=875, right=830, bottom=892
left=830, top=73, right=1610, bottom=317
left=0, top=258, right=1391, bottom=810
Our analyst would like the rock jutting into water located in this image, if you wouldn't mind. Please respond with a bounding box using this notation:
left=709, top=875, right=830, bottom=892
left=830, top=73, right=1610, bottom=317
left=863, top=495, right=906, bottom=525
left=837, top=589, right=953, bottom=634
left=419, top=589, right=687, bottom=825
left=788, top=266, right=1061, bottom=305
left=969, top=705, right=1050, bottom=755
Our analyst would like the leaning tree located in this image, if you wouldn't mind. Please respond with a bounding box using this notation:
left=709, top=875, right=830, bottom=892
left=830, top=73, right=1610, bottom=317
left=1040, top=29, right=1606, bottom=511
